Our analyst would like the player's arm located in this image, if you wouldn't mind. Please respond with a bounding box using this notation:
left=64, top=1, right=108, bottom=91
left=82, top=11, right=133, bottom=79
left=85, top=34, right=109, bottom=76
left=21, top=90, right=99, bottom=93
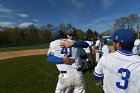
left=93, top=56, right=104, bottom=80
left=47, top=53, right=63, bottom=64
left=47, top=42, right=63, bottom=64
left=73, top=40, right=89, bottom=48
left=60, top=40, right=89, bottom=48
left=47, top=52, right=75, bottom=64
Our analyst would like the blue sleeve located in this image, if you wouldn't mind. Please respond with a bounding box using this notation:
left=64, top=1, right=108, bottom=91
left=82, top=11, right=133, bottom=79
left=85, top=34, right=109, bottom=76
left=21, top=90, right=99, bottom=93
left=47, top=53, right=64, bottom=64
left=73, top=40, right=89, bottom=48
left=93, top=72, right=104, bottom=80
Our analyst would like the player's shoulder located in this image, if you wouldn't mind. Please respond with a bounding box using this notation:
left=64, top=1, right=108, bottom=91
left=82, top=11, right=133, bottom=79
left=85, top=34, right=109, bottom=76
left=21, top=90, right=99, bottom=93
left=96, top=40, right=100, bottom=43
left=50, top=39, right=60, bottom=44
left=50, top=39, right=61, bottom=48
left=101, top=52, right=114, bottom=58
left=103, top=45, right=109, bottom=48
left=133, top=55, right=140, bottom=61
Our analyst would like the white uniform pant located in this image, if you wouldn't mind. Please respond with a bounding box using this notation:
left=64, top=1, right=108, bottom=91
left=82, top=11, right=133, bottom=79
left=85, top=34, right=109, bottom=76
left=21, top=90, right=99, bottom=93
left=55, top=69, right=85, bottom=93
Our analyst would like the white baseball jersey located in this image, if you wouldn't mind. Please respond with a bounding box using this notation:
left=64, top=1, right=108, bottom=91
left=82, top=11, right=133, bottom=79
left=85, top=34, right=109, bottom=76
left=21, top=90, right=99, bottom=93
left=137, top=44, right=140, bottom=55
left=83, top=41, right=93, bottom=53
left=94, top=49, right=140, bottom=93
left=101, top=45, right=111, bottom=55
left=132, top=39, right=140, bottom=55
left=48, top=39, right=83, bottom=71
left=95, top=40, right=100, bottom=48
left=83, top=41, right=93, bottom=61
left=96, top=45, right=110, bottom=62
left=48, top=39, right=86, bottom=93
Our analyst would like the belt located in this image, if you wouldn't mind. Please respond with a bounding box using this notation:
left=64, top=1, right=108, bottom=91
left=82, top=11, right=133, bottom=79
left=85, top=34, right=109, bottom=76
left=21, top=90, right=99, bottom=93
left=60, top=68, right=82, bottom=74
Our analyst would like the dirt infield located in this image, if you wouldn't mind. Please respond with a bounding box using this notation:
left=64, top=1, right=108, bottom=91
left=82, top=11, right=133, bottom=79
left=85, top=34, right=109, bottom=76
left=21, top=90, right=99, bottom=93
left=0, top=46, right=114, bottom=61
left=0, top=49, right=48, bottom=61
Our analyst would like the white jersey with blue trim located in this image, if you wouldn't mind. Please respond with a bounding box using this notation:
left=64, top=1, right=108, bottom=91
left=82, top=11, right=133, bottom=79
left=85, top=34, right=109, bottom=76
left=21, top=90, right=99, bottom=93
left=94, top=49, right=140, bottom=93
left=101, top=45, right=111, bottom=55
left=48, top=39, right=83, bottom=71
left=83, top=41, right=93, bottom=61
left=83, top=41, right=93, bottom=53
left=95, top=40, right=100, bottom=48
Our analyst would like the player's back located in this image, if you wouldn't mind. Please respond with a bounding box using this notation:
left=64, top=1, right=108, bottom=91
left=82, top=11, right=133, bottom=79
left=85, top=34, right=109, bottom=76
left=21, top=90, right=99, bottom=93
left=100, top=49, right=140, bottom=93
left=48, top=39, right=65, bottom=58
left=48, top=39, right=83, bottom=70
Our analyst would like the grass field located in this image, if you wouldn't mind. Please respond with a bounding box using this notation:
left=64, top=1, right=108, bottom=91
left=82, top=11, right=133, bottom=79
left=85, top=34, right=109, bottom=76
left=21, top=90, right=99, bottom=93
left=0, top=55, right=103, bottom=93
left=0, top=45, right=49, bottom=52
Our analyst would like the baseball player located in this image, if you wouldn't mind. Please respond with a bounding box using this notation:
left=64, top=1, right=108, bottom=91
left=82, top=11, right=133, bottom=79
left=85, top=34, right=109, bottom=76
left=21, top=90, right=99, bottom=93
left=95, top=36, right=101, bottom=49
left=98, top=38, right=111, bottom=56
left=136, top=43, right=140, bottom=56
left=132, top=39, right=140, bottom=55
left=47, top=29, right=89, bottom=93
left=95, top=38, right=111, bottom=88
left=93, top=29, right=140, bottom=93
left=82, top=37, right=94, bottom=72
left=95, top=36, right=102, bottom=63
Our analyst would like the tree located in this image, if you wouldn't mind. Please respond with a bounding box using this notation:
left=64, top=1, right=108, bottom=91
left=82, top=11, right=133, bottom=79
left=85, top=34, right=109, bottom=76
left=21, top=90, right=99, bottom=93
left=86, top=29, right=94, bottom=39
left=27, top=24, right=39, bottom=43
left=66, top=23, right=73, bottom=30
left=114, top=17, right=128, bottom=29
left=76, top=29, right=85, bottom=40
left=114, top=14, right=140, bottom=30
left=127, top=14, right=139, bottom=29
left=46, top=24, right=54, bottom=31
left=59, top=24, right=66, bottom=34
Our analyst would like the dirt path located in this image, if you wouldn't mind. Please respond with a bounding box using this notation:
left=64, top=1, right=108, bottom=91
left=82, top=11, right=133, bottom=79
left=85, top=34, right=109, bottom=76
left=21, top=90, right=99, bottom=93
left=0, top=46, right=114, bottom=61
left=0, top=49, right=48, bottom=61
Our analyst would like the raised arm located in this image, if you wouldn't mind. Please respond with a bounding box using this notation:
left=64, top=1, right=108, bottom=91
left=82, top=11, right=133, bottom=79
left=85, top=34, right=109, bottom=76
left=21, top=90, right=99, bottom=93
left=60, top=40, right=89, bottom=48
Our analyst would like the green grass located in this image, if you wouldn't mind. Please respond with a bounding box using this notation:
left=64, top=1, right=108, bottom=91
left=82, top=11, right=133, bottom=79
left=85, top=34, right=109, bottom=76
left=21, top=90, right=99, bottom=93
left=0, top=45, right=49, bottom=52
left=0, top=55, right=103, bottom=93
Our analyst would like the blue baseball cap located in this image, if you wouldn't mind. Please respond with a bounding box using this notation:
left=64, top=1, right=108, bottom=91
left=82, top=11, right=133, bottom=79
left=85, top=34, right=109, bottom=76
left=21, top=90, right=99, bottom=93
left=67, top=29, right=76, bottom=35
left=51, top=29, right=64, bottom=38
left=110, top=29, right=136, bottom=44
left=100, top=38, right=107, bottom=43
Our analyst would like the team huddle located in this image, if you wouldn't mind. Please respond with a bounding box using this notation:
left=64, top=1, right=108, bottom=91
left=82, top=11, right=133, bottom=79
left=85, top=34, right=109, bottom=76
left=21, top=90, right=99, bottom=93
left=47, top=28, right=140, bottom=93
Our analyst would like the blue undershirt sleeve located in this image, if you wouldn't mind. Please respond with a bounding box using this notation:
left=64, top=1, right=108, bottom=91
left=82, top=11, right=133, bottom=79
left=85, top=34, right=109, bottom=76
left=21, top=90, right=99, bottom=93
left=93, top=72, right=104, bottom=80
left=47, top=53, right=64, bottom=64
left=73, top=40, right=89, bottom=48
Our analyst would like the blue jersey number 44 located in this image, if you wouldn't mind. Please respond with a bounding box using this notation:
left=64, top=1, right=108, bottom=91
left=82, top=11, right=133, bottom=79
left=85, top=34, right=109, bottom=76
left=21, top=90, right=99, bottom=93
left=61, top=48, right=72, bottom=57
left=116, top=68, right=130, bottom=90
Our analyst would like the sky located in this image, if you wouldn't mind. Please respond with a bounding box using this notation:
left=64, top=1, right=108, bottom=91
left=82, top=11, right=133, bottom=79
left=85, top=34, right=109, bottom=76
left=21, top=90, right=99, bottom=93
left=0, top=0, right=140, bottom=33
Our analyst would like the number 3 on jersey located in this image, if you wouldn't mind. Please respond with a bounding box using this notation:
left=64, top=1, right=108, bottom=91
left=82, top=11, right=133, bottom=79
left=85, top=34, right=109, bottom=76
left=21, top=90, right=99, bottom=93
left=116, top=68, right=130, bottom=90
left=61, top=47, right=72, bottom=57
